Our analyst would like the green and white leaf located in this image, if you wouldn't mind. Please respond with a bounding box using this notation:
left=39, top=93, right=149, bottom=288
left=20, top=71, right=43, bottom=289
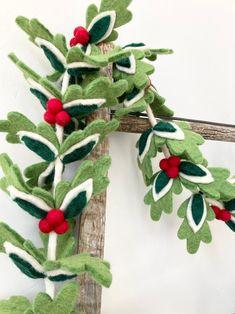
left=152, top=171, right=174, bottom=202
left=153, top=121, right=185, bottom=140
left=24, top=162, right=55, bottom=188
left=179, top=161, right=214, bottom=184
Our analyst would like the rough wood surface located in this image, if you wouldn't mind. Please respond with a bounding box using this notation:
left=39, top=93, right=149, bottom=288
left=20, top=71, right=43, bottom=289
left=77, top=43, right=113, bottom=314
left=115, top=114, right=235, bottom=142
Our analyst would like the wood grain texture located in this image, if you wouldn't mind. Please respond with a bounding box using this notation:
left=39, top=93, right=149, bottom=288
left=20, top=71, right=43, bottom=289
left=115, top=114, right=235, bottom=142
left=77, top=43, right=114, bottom=314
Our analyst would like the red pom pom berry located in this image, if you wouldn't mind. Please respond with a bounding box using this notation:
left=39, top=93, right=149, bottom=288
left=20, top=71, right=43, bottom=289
left=216, top=210, right=231, bottom=222
left=211, top=205, right=220, bottom=216
left=168, top=156, right=181, bottom=167
left=44, top=111, right=56, bottom=125
left=166, top=166, right=179, bottom=178
left=55, top=111, right=71, bottom=127
left=54, top=220, right=69, bottom=235
left=46, top=209, right=65, bottom=228
left=73, top=26, right=90, bottom=45
left=39, top=219, right=53, bottom=234
left=159, top=158, right=169, bottom=171
left=46, top=98, right=63, bottom=115
left=70, top=37, right=79, bottom=47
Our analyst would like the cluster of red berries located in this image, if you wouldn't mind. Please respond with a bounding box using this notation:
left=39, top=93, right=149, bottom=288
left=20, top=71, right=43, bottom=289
left=211, top=206, right=231, bottom=222
left=44, top=98, right=71, bottom=127
left=39, top=209, right=69, bottom=235
left=159, top=155, right=181, bottom=178
left=70, top=26, right=90, bottom=47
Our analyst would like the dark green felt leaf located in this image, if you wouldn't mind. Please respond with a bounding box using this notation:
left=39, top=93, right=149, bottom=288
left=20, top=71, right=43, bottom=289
left=179, top=161, right=206, bottom=177
left=40, top=45, right=65, bottom=73
left=88, top=13, right=114, bottom=44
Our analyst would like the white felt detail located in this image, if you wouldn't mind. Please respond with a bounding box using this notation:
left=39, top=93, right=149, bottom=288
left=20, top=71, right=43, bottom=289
left=124, top=89, right=145, bottom=108
left=152, top=173, right=174, bottom=202
left=60, top=178, right=93, bottom=212
left=8, top=186, right=51, bottom=212
left=206, top=198, right=223, bottom=209
left=61, top=71, right=70, bottom=95
left=138, top=132, right=153, bottom=163
left=44, top=278, right=55, bottom=299
left=17, top=131, right=58, bottom=156
left=38, top=162, right=55, bottom=187
left=186, top=195, right=207, bottom=233
left=87, top=11, right=116, bottom=43
left=60, top=134, right=100, bottom=161
left=179, top=163, right=214, bottom=184
left=4, top=241, right=44, bottom=273
left=47, top=269, right=74, bottom=277
left=63, top=98, right=105, bottom=109
left=124, top=44, right=147, bottom=50
left=85, top=44, right=92, bottom=56
left=67, top=62, right=99, bottom=69
left=27, top=78, right=54, bottom=99
left=116, top=54, right=136, bottom=74
left=153, top=122, right=185, bottom=140
left=35, top=38, right=66, bottom=65
left=47, top=231, right=57, bottom=261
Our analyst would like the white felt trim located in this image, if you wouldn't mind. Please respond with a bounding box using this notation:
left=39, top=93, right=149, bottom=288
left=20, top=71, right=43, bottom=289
left=60, top=134, right=100, bottom=161
left=47, top=231, right=57, bottom=261
left=44, top=278, right=55, bottom=298
left=38, top=162, right=55, bottom=187
left=27, top=78, right=55, bottom=99
left=60, top=178, right=93, bottom=212
left=153, top=122, right=185, bottom=140
left=186, top=194, right=207, bottom=233
left=46, top=269, right=74, bottom=277
left=8, top=186, right=51, bottom=212
left=4, top=242, right=44, bottom=273
left=63, top=98, right=105, bottom=109
left=67, top=62, right=99, bottom=69
left=138, top=132, right=153, bottom=163
left=35, top=38, right=66, bottom=65
left=124, top=89, right=145, bottom=108
left=152, top=173, right=174, bottom=202
left=116, top=54, right=136, bottom=74
left=85, top=44, right=92, bottom=56
left=61, top=71, right=70, bottom=95
left=87, top=11, right=116, bottom=43
left=206, top=198, right=223, bottom=209
left=17, top=131, right=59, bottom=157
left=179, top=162, right=214, bottom=184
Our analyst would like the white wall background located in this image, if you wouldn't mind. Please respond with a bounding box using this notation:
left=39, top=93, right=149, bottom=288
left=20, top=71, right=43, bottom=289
left=0, top=0, right=235, bottom=313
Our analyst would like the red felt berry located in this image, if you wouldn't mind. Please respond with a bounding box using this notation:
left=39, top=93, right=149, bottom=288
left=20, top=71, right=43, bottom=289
left=44, top=111, right=56, bottom=125
left=211, top=205, right=220, bottom=216
left=166, top=166, right=179, bottom=178
left=70, top=37, right=79, bottom=47
left=168, top=156, right=181, bottom=167
left=54, top=220, right=69, bottom=235
left=46, top=209, right=65, bottom=228
left=55, top=111, right=71, bottom=127
left=159, top=158, right=169, bottom=171
left=46, top=98, right=63, bottom=115
left=216, top=210, right=231, bottom=222
left=73, top=26, right=90, bottom=45
left=39, top=218, right=53, bottom=234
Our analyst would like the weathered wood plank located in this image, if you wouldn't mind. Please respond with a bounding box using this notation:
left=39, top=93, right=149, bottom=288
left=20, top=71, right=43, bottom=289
left=115, top=114, right=235, bottom=142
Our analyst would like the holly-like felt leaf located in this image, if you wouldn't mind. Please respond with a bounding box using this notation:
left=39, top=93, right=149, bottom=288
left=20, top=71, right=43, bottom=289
left=153, top=120, right=185, bottom=140
left=4, top=242, right=45, bottom=279
left=24, top=162, right=55, bottom=188
left=179, top=161, right=214, bottom=184
left=144, top=178, right=182, bottom=221
left=18, top=131, right=58, bottom=162
left=53, top=253, right=112, bottom=288
left=0, top=296, right=31, bottom=314
left=149, top=88, right=174, bottom=117
left=124, top=43, right=173, bottom=61
left=32, top=282, right=78, bottom=314
left=115, top=54, right=136, bottom=74
left=177, top=196, right=215, bottom=254
left=0, top=223, right=25, bottom=253
left=0, top=112, right=36, bottom=144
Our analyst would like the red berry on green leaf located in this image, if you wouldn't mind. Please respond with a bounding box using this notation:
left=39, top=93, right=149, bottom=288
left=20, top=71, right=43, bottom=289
left=46, top=209, right=65, bottom=228
left=159, top=158, right=169, bottom=171
left=44, top=111, right=56, bottom=125
left=46, top=98, right=63, bottom=115
left=55, top=111, right=71, bottom=127
left=166, top=166, right=179, bottom=178
left=39, top=219, right=53, bottom=234
left=54, top=220, right=69, bottom=235
left=168, top=156, right=181, bottom=167
left=73, top=26, right=90, bottom=45
left=216, top=209, right=231, bottom=222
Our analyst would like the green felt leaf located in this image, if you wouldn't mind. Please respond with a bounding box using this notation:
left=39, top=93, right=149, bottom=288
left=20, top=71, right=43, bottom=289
left=59, top=253, right=112, bottom=288
left=86, top=4, right=99, bottom=27
left=149, top=89, right=174, bottom=117
left=40, top=43, right=65, bottom=73
left=0, top=296, right=31, bottom=314
left=9, top=53, right=40, bottom=82
left=177, top=197, right=215, bottom=254
left=32, top=187, right=54, bottom=208
left=24, top=162, right=55, bottom=189
left=0, top=112, right=36, bottom=144
left=23, top=240, right=45, bottom=264
left=0, top=223, right=25, bottom=253
left=46, top=71, right=63, bottom=82
left=36, top=123, right=60, bottom=149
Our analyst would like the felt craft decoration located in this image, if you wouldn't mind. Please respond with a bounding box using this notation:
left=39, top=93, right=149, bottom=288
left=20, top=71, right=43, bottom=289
left=0, top=0, right=235, bottom=312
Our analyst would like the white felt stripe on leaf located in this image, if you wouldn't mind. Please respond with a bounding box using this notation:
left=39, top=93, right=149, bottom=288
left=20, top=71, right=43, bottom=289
left=186, top=195, right=207, bottom=233
left=179, top=163, right=214, bottom=184
left=35, top=38, right=66, bottom=64
left=152, top=174, right=174, bottom=202
left=67, top=62, right=99, bottom=69
left=63, top=99, right=106, bottom=109
left=38, top=162, right=55, bottom=187
left=124, top=89, right=145, bottom=108
left=87, top=11, right=116, bottom=44
left=60, top=134, right=100, bottom=161
left=18, top=131, right=59, bottom=156
left=138, top=132, right=153, bottom=163
left=27, top=78, right=55, bottom=99
left=46, top=269, right=74, bottom=277
left=4, top=242, right=44, bottom=274
left=116, top=54, right=136, bottom=75
left=153, top=122, right=185, bottom=140
left=60, top=179, right=93, bottom=212
left=8, top=186, right=51, bottom=212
